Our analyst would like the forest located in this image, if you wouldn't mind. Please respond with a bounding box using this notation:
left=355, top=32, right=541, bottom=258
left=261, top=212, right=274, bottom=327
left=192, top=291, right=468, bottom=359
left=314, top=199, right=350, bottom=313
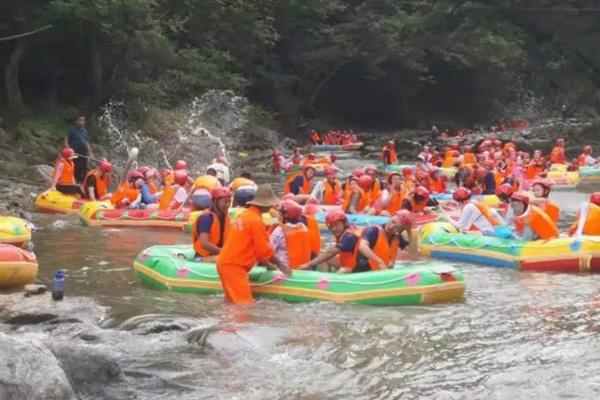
left=2, top=0, right=600, bottom=135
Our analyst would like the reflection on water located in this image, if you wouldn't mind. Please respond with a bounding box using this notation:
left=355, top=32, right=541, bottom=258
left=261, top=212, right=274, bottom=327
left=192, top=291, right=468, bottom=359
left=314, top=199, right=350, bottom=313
left=22, top=183, right=600, bottom=399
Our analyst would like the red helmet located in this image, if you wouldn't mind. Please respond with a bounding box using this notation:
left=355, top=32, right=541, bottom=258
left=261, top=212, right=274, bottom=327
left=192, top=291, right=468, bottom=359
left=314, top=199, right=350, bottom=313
left=365, top=165, right=378, bottom=175
left=449, top=143, right=459, bottom=150
left=387, top=172, right=402, bottom=184
left=161, top=169, right=172, bottom=179
left=175, top=160, right=188, bottom=170
left=330, top=153, right=337, bottom=162
left=324, top=165, right=337, bottom=176
left=137, top=166, right=150, bottom=175
left=394, top=210, right=415, bottom=228
left=416, top=170, right=429, bottom=180
left=99, top=160, right=113, bottom=173
left=590, top=192, right=600, bottom=206
left=272, top=150, right=281, bottom=157
left=280, top=200, right=303, bottom=220
left=463, top=145, right=472, bottom=153
left=510, top=192, right=530, bottom=206
left=325, top=210, right=347, bottom=226
left=61, top=147, right=75, bottom=158
left=307, top=153, right=316, bottom=160
left=358, top=175, right=374, bottom=191
left=584, top=145, right=593, bottom=155
left=429, top=167, right=440, bottom=177
left=556, top=138, right=565, bottom=146
left=413, top=186, right=430, bottom=199
left=173, top=170, right=188, bottom=185
left=453, top=187, right=471, bottom=202
left=352, top=169, right=365, bottom=178
left=495, top=183, right=514, bottom=197
left=402, top=166, right=413, bottom=176
left=212, top=187, right=232, bottom=200
left=532, top=178, right=553, bottom=192
left=387, top=140, right=394, bottom=146
left=476, top=167, right=488, bottom=179
left=144, top=168, right=158, bottom=180
left=129, top=171, right=145, bottom=182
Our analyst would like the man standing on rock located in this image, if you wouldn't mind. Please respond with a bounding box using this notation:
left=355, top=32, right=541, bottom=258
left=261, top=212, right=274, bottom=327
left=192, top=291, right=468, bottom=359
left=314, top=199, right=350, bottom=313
left=65, top=116, right=94, bottom=183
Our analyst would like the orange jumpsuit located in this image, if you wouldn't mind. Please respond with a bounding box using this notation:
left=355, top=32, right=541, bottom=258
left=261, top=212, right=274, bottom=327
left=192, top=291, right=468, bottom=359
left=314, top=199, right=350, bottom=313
left=216, top=206, right=275, bottom=304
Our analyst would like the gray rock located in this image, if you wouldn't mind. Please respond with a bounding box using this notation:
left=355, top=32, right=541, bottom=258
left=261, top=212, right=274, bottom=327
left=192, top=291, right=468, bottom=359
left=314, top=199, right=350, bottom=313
left=0, top=333, right=76, bottom=400
left=24, top=284, right=48, bottom=296
left=26, top=164, right=54, bottom=185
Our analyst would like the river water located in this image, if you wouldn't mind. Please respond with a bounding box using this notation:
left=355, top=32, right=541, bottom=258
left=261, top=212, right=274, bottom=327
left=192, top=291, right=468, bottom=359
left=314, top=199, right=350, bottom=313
left=25, top=154, right=600, bottom=399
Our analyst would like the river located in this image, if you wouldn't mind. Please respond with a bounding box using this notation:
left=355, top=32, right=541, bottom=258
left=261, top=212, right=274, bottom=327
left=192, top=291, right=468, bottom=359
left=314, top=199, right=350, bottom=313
left=23, top=153, right=600, bottom=399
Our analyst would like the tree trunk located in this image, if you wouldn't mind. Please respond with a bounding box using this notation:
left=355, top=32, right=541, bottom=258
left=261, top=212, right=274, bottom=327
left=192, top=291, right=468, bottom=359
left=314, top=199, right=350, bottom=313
left=3, top=39, right=28, bottom=139
left=89, top=31, right=103, bottom=106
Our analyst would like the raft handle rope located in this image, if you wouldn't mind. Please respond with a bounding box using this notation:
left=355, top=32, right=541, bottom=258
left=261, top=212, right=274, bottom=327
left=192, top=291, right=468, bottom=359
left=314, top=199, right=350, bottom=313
left=141, top=251, right=458, bottom=287
left=423, top=233, right=600, bottom=250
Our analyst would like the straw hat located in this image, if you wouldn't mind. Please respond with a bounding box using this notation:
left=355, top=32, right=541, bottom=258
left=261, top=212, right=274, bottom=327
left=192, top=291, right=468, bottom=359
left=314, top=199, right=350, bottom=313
left=247, top=184, right=279, bottom=207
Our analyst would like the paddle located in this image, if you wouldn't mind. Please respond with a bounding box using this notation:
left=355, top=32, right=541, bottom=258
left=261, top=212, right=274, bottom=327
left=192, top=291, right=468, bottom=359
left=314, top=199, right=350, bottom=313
left=118, top=147, right=139, bottom=186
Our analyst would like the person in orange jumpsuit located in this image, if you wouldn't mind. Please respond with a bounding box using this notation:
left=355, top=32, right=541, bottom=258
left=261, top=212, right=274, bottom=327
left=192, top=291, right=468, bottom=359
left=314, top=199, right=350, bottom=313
left=549, top=138, right=566, bottom=164
left=216, top=184, right=291, bottom=304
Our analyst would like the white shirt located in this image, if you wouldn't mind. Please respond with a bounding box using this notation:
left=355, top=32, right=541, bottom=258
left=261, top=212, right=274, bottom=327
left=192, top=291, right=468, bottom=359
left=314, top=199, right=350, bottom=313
left=582, top=155, right=597, bottom=166
left=207, top=162, right=230, bottom=183
left=310, top=180, right=326, bottom=203
left=451, top=202, right=494, bottom=232
left=173, top=186, right=188, bottom=204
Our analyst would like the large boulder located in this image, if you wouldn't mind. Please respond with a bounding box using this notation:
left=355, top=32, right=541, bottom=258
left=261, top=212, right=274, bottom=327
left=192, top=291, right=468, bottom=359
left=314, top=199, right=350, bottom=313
left=0, top=333, right=76, bottom=400
left=26, top=164, right=54, bottom=185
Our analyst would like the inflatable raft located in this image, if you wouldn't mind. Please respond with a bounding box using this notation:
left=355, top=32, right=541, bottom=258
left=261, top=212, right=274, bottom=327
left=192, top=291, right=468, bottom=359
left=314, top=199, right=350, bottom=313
left=80, top=202, right=190, bottom=229
left=311, top=142, right=364, bottom=151
left=35, top=190, right=110, bottom=214
left=540, top=164, right=580, bottom=190
left=315, top=211, right=439, bottom=231
left=0, top=244, right=38, bottom=288
left=578, top=166, right=600, bottom=189
left=0, top=216, right=31, bottom=248
left=133, top=245, right=465, bottom=305
left=419, top=222, right=600, bottom=273
left=381, top=164, right=457, bottom=178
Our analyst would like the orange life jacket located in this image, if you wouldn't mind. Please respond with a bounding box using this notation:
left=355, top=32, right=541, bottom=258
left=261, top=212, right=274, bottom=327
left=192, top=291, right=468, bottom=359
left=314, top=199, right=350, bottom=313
left=407, top=198, right=427, bottom=214
left=549, top=146, right=565, bottom=164
left=284, top=173, right=311, bottom=195
left=342, top=186, right=368, bottom=213
left=365, top=180, right=382, bottom=206
left=83, top=170, right=110, bottom=198
left=337, top=229, right=362, bottom=269
left=110, top=183, right=139, bottom=207
left=462, top=152, right=477, bottom=166
left=304, top=215, right=321, bottom=256
left=382, top=189, right=404, bottom=215
left=514, top=205, right=559, bottom=240
left=280, top=223, right=312, bottom=268
left=159, top=185, right=178, bottom=210
left=568, top=203, right=600, bottom=236
left=431, top=178, right=446, bottom=194
left=366, top=226, right=399, bottom=270
left=193, top=211, right=231, bottom=257
left=54, top=159, right=75, bottom=185
left=542, top=200, right=560, bottom=225
left=322, top=179, right=341, bottom=205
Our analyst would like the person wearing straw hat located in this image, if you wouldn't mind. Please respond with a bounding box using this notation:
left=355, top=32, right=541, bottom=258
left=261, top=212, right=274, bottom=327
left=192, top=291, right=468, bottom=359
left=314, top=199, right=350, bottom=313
left=216, top=184, right=292, bottom=304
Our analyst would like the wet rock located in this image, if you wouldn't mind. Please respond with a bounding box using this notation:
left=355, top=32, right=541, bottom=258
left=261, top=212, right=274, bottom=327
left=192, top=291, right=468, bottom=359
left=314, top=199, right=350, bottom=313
left=24, top=284, right=48, bottom=297
left=26, top=164, right=53, bottom=185
left=0, top=333, right=76, bottom=400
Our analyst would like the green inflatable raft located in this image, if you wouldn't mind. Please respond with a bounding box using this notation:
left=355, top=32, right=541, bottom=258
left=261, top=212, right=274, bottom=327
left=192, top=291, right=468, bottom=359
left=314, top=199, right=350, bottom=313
left=133, top=245, right=466, bottom=306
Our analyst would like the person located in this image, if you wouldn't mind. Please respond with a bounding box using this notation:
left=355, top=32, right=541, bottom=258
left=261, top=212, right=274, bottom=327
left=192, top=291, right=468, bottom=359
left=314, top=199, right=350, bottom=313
left=446, top=187, right=500, bottom=234
left=549, top=138, right=566, bottom=164
left=187, top=173, right=221, bottom=211
left=363, top=165, right=382, bottom=209
left=206, top=153, right=230, bottom=184
left=284, top=165, right=316, bottom=195
left=462, top=146, right=477, bottom=166
left=216, top=184, right=291, bottom=304
left=193, top=187, right=232, bottom=261
left=510, top=192, right=559, bottom=240
left=65, top=116, right=94, bottom=183
left=309, top=129, right=322, bottom=145
left=379, top=173, right=405, bottom=215
left=298, top=210, right=401, bottom=273
left=475, top=167, right=496, bottom=195
left=402, top=186, right=434, bottom=215
left=429, top=167, right=446, bottom=194
left=310, top=165, right=341, bottom=205
left=159, top=170, right=189, bottom=210
left=111, top=171, right=142, bottom=208
left=83, top=160, right=113, bottom=201
left=269, top=200, right=312, bottom=269
left=50, top=147, right=84, bottom=196
left=342, top=176, right=369, bottom=214
left=578, top=145, right=596, bottom=167
left=494, top=183, right=515, bottom=224
left=568, top=192, right=600, bottom=236
left=381, top=140, right=397, bottom=165
left=530, top=179, right=560, bottom=224
left=230, top=174, right=257, bottom=207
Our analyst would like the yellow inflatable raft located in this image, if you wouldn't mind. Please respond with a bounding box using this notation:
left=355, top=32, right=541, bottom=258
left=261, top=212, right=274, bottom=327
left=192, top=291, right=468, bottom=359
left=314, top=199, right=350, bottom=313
left=79, top=202, right=191, bottom=229
left=35, top=190, right=110, bottom=214
left=0, top=216, right=31, bottom=248
left=0, top=244, right=38, bottom=288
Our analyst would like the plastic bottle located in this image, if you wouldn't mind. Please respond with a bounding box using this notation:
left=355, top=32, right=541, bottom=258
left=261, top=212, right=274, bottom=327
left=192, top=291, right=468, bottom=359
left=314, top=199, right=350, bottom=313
left=52, top=270, right=65, bottom=300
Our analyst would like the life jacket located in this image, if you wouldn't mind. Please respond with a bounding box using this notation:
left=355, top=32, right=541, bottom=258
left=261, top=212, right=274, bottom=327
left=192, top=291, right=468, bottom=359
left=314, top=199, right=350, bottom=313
left=284, top=173, right=311, bottom=195
left=462, top=152, right=477, bottom=166
left=470, top=201, right=501, bottom=229
left=193, top=211, right=231, bottom=257
left=148, top=181, right=159, bottom=194
left=110, top=183, right=140, bottom=207
left=578, top=154, right=587, bottom=167
left=54, top=159, right=75, bottom=185
left=366, top=226, right=399, bottom=269
left=280, top=223, right=312, bottom=268
left=315, top=157, right=331, bottom=165
left=406, top=198, right=427, bottom=214
left=291, top=156, right=303, bottom=165
left=194, top=175, right=219, bottom=191
left=310, top=132, right=321, bottom=144
left=83, top=170, right=109, bottom=198
left=365, top=180, right=382, bottom=206
left=159, top=185, right=178, bottom=210
left=322, top=179, right=341, bottom=205
left=542, top=200, right=560, bottom=224
left=337, top=229, right=362, bottom=269
left=514, top=205, right=559, bottom=240
left=230, top=177, right=255, bottom=191
left=568, top=203, right=600, bottom=236
left=342, top=186, right=368, bottom=213
left=300, top=215, right=321, bottom=257
left=549, top=146, right=565, bottom=164
left=382, top=189, right=404, bottom=215
left=430, top=178, right=446, bottom=194
left=443, top=150, right=456, bottom=168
